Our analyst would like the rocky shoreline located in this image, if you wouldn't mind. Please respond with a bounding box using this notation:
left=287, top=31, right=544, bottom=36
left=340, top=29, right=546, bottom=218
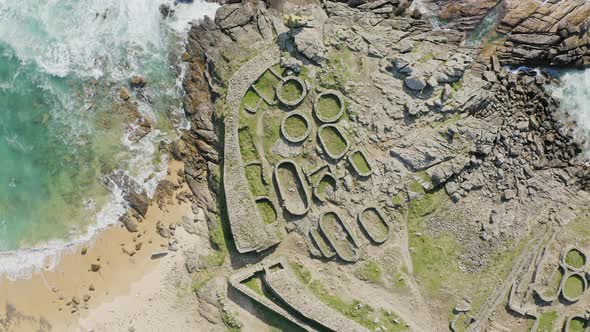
left=172, top=0, right=590, bottom=331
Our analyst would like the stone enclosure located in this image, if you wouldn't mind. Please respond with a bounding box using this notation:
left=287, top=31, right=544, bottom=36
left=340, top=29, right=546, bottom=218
left=225, top=50, right=393, bottom=263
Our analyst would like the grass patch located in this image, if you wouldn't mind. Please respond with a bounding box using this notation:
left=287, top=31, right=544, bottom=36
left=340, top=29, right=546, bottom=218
left=564, top=274, right=585, bottom=299
left=262, top=109, right=282, bottom=165
left=240, top=89, right=259, bottom=111
left=391, top=194, right=405, bottom=208
left=537, top=311, right=557, bottom=332
left=289, top=261, right=406, bottom=330
left=317, top=94, right=342, bottom=120
left=192, top=270, right=214, bottom=293
left=565, top=249, right=586, bottom=269
left=351, top=151, right=371, bottom=174
left=281, top=80, right=303, bottom=103
left=407, top=189, right=527, bottom=316
left=354, top=261, right=382, bottom=283
left=256, top=199, right=277, bottom=225
left=317, top=49, right=357, bottom=91
left=245, top=164, right=267, bottom=197
left=254, top=70, right=280, bottom=102
left=238, top=127, right=258, bottom=162
left=290, top=261, right=313, bottom=285
left=308, top=280, right=407, bottom=331
left=319, top=126, right=348, bottom=156
left=242, top=275, right=264, bottom=296
left=316, top=175, right=336, bottom=200
left=569, top=317, right=587, bottom=332
left=284, top=114, right=308, bottom=138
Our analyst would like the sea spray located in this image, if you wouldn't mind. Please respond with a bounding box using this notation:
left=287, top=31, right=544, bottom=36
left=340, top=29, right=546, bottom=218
left=0, top=0, right=218, bottom=280
left=550, top=69, right=590, bottom=157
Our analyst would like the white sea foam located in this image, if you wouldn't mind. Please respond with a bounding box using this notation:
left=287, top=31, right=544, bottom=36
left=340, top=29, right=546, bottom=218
left=0, top=0, right=218, bottom=280
left=550, top=69, right=590, bottom=157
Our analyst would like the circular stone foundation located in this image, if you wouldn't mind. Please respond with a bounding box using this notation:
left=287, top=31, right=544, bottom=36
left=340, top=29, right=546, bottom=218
left=276, top=76, right=307, bottom=107
left=280, top=111, right=311, bottom=143
left=314, top=90, right=345, bottom=123
left=561, top=272, right=588, bottom=302
left=563, top=247, right=587, bottom=272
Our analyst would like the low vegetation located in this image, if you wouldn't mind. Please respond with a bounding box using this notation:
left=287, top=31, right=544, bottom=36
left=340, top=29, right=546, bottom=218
left=351, top=151, right=371, bottom=174
left=354, top=260, right=382, bottom=283
left=290, top=261, right=407, bottom=331
left=319, top=126, right=347, bottom=156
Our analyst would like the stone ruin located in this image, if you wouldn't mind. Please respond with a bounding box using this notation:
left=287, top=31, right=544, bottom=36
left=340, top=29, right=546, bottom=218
left=223, top=46, right=394, bottom=263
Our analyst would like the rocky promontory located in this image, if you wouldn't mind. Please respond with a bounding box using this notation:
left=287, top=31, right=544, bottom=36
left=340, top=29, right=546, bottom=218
left=169, top=1, right=590, bottom=331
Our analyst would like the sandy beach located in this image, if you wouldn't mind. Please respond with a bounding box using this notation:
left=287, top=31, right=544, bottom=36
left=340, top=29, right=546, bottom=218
left=0, top=160, right=218, bottom=332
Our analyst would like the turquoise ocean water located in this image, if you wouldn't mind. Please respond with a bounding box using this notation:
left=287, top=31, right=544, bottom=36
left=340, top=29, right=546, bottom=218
left=0, top=0, right=217, bottom=279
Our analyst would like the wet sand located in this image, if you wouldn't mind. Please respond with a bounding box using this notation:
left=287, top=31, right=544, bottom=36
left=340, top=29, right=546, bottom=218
left=0, top=160, right=209, bottom=331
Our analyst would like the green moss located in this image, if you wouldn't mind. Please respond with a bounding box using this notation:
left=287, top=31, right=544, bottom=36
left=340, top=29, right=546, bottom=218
left=569, top=317, right=587, bottom=332
left=537, top=311, right=557, bottom=332
left=419, top=52, right=435, bottom=63
left=565, top=249, right=586, bottom=269
left=221, top=308, right=242, bottom=332
left=262, top=110, right=282, bottom=165
left=284, top=114, right=308, bottom=138
left=351, top=151, right=371, bottom=174
left=254, top=71, right=280, bottom=102
left=450, top=79, right=463, bottom=91
left=242, top=275, right=264, bottom=296
left=204, top=250, right=226, bottom=267
left=240, top=89, right=260, bottom=111
left=391, top=194, right=405, bottom=208
left=564, top=274, right=585, bottom=299
left=289, top=262, right=312, bottom=285
left=281, top=80, right=303, bottom=103
left=316, top=175, right=336, bottom=200
left=307, top=280, right=407, bottom=331
left=317, top=51, right=354, bottom=91
left=354, top=261, right=382, bottom=283
left=238, top=127, right=258, bottom=162
left=256, top=199, right=277, bottom=225
left=317, top=94, right=342, bottom=120
left=408, top=180, right=425, bottom=195
left=245, top=164, right=267, bottom=197
left=319, top=126, right=347, bottom=156
left=407, top=188, right=526, bottom=315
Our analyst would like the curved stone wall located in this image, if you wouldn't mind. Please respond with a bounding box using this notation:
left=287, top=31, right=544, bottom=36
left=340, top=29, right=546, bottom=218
left=280, top=111, right=311, bottom=143
left=223, top=47, right=282, bottom=253
left=314, top=89, right=345, bottom=123
left=276, top=76, right=307, bottom=107
left=348, top=148, right=374, bottom=177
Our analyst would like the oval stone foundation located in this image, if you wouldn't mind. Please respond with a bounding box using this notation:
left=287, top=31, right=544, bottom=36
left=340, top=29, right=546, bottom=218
left=358, top=207, right=390, bottom=243
left=273, top=160, right=311, bottom=216
left=317, top=124, right=350, bottom=160
left=319, top=211, right=360, bottom=262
